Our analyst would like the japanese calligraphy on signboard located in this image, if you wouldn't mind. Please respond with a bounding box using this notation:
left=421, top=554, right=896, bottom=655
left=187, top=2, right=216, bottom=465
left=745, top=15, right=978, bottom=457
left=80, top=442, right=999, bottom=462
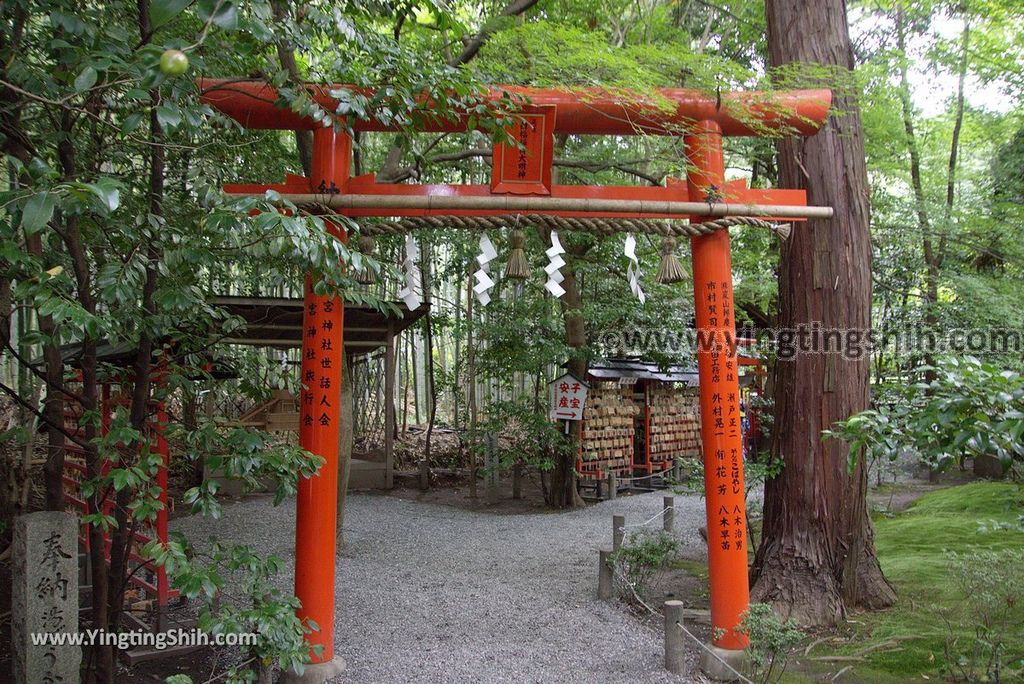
left=13, top=511, right=81, bottom=684
left=491, top=105, right=556, bottom=195
left=700, top=275, right=746, bottom=554
left=549, top=372, right=588, bottom=421
left=300, top=294, right=341, bottom=435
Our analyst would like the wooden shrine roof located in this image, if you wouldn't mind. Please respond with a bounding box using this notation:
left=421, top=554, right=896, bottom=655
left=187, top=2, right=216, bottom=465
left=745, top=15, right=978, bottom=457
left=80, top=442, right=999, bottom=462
left=56, top=296, right=428, bottom=372
left=587, top=357, right=759, bottom=387
left=587, top=359, right=701, bottom=386
left=209, top=295, right=429, bottom=352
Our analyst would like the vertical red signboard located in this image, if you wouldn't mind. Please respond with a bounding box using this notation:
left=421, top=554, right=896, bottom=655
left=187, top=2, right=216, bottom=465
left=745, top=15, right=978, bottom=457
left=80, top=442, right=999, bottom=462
left=491, top=106, right=556, bottom=195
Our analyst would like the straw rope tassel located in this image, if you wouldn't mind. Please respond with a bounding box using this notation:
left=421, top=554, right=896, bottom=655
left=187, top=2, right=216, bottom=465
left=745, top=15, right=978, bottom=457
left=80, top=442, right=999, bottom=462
left=504, top=229, right=530, bottom=279
left=356, top=235, right=377, bottom=284
left=655, top=237, right=686, bottom=284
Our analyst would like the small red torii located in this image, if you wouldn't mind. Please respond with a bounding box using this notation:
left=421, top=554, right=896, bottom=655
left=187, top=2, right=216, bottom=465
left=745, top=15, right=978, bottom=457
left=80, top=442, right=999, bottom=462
left=200, top=78, right=831, bottom=680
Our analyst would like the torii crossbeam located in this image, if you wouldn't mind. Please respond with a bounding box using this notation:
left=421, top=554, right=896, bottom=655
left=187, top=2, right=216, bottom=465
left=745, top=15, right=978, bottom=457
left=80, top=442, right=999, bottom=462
left=199, top=78, right=832, bottom=681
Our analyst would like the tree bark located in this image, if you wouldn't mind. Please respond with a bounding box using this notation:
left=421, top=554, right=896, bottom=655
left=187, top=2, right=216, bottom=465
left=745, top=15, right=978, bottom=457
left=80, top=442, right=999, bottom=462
left=270, top=0, right=313, bottom=176
left=547, top=255, right=587, bottom=509
left=25, top=232, right=66, bottom=512
left=467, top=273, right=478, bottom=499
left=945, top=21, right=969, bottom=224
left=541, top=134, right=585, bottom=509
left=56, top=102, right=112, bottom=683
left=103, top=6, right=164, bottom=678
left=752, top=0, right=896, bottom=625
left=452, top=0, right=540, bottom=66
left=422, top=240, right=438, bottom=477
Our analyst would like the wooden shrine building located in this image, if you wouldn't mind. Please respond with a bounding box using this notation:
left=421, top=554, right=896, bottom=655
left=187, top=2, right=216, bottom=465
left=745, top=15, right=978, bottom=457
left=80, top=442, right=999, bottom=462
left=578, top=358, right=762, bottom=486
left=211, top=295, right=428, bottom=490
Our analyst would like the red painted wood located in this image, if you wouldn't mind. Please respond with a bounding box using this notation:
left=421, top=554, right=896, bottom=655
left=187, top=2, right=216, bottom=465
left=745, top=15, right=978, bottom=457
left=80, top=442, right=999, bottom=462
left=491, top=105, right=556, bottom=195
left=294, top=126, right=349, bottom=664
left=687, top=120, right=751, bottom=651
left=198, top=79, right=831, bottom=138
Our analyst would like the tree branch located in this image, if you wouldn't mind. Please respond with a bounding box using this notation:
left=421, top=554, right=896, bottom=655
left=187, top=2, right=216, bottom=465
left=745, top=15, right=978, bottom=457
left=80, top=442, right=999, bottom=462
left=0, top=334, right=86, bottom=405
left=384, top=147, right=665, bottom=186
left=271, top=0, right=313, bottom=176
left=0, top=380, right=91, bottom=449
left=375, top=0, right=539, bottom=182
left=452, top=0, right=540, bottom=66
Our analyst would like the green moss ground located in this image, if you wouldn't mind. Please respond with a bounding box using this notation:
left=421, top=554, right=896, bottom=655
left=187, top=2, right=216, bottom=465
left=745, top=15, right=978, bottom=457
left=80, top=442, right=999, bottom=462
left=794, top=482, right=1024, bottom=681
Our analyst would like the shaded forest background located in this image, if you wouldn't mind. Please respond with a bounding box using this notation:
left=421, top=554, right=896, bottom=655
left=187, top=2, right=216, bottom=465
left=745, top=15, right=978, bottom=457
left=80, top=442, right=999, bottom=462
left=1, top=0, right=1023, bottom=681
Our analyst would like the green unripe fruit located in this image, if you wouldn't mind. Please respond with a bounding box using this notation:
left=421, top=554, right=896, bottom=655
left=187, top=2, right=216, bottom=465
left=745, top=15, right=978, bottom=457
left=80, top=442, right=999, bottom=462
left=159, top=49, right=189, bottom=77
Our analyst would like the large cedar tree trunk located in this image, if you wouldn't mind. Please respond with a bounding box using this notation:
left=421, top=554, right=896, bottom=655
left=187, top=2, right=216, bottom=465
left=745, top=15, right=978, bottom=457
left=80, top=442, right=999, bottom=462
left=751, top=0, right=896, bottom=625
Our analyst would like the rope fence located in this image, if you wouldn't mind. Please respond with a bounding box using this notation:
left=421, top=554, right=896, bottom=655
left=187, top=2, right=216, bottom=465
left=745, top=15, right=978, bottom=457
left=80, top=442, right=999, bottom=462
left=578, top=459, right=685, bottom=502
left=672, top=617, right=753, bottom=684
left=619, top=505, right=673, bottom=532
left=599, top=497, right=753, bottom=683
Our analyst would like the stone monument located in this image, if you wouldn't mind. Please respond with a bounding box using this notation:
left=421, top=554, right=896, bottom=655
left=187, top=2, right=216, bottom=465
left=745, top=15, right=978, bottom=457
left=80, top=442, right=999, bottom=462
left=12, top=511, right=81, bottom=684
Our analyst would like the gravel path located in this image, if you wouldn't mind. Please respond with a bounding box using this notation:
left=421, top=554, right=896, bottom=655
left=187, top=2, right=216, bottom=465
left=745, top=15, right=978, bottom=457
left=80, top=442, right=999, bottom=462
left=173, top=489, right=710, bottom=683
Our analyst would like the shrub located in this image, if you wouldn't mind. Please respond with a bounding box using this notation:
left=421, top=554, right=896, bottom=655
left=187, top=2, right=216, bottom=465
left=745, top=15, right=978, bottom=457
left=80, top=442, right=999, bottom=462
left=827, top=357, right=1024, bottom=479
left=611, top=529, right=682, bottom=600
left=737, top=603, right=804, bottom=684
left=474, top=398, right=572, bottom=471
left=940, top=549, right=1024, bottom=682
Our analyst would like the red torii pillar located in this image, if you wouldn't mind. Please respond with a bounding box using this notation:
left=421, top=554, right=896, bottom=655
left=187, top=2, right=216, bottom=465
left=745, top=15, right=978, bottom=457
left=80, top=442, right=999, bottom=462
left=290, top=127, right=349, bottom=681
left=686, top=120, right=750, bottom=675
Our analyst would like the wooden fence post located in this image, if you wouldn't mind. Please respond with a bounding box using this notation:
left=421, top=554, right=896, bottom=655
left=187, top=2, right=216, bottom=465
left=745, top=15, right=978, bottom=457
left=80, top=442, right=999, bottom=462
left=665, top=600, right=685, bottom=673
left=418, top=458, right=429, bottom=491
left=512, top=462, right=522, bottom=500
left=598, top=550, right=613, bottom=600
left=613, top=514, right=625, bottom=551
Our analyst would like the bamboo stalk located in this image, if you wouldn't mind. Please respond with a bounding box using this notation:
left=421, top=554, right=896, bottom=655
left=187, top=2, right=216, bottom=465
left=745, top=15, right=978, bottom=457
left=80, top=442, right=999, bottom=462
left=467, top=272, right=477, bottom=500
left=231, top=191, right=834, bottom=220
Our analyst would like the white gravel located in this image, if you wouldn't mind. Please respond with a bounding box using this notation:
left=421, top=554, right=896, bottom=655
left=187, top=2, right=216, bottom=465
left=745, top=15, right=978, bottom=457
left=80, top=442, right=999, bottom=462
left=173, top=489, right=709, bottom=683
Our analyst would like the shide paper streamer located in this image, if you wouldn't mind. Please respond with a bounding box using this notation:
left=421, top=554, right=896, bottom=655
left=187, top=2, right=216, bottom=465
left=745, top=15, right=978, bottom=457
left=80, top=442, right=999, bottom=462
left=624, top=232, right=646, bottom=305
left=544, top=230, right=567, bottom=298
left=397, top=234, right=423, bottom=310
left=473, top=233, right=498, bottom=306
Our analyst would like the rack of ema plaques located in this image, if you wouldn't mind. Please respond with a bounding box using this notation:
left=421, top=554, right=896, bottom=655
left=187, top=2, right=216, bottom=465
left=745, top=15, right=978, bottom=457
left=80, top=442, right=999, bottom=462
left=640, top=382, right=703, bottom=475
left=578, top=378, right=703, bottom=491
left=577, top=383, right=640, bottom=481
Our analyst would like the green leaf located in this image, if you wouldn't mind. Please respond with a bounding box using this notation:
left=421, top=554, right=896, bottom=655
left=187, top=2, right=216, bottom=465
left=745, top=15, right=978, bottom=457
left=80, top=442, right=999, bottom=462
left=121, top=111, right=145, bottom=134
left=124, top=88, right=152, bottom=102
left=156, top=105, right=181, bottom=130
left=21, top=192, right=57, bottom=235
left=151, top=0, right=191, bottom=29
left=86, top=179, right=120, bottom=212
left=110, top=469, right=130, bottom=491
left=198, top=0, right=238, bottom=31
left=74, top=65, right=98, bottom=92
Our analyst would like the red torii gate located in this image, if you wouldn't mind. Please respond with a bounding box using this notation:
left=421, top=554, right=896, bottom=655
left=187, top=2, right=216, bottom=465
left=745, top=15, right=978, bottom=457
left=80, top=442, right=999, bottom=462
left=200, top=79, right=831, bottom=680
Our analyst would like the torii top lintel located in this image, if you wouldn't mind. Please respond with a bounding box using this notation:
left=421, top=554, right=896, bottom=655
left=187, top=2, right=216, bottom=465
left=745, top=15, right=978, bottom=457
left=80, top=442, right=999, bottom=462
left=198, top=79, right=831, bottom=138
